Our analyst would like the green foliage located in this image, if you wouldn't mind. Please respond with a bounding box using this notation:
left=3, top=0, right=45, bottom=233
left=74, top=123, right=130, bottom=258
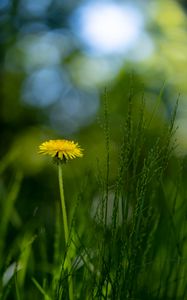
left=0, top=90, right=187, bottom=299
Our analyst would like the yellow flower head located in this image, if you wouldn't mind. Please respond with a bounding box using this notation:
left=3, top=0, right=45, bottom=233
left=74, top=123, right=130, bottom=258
left=39, top=139, right=83, bottom=162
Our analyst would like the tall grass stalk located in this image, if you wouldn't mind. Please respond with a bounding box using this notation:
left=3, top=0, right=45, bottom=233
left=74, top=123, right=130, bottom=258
left=58, top=164, right=74, bottom=300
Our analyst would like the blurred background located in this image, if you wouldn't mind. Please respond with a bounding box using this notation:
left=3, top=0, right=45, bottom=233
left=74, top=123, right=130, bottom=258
left=1, top=0, right=187, bottom=163
left=1, top=0, right=187, bottom=286
left=1, top=0, right=187, bottom=159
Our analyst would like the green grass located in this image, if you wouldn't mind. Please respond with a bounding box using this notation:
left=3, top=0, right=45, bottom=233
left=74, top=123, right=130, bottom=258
left=0, top=90, right=187, bottom=299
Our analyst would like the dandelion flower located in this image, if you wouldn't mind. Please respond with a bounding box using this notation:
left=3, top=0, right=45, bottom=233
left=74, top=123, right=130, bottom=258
left=39, top=139, right=83, bottom=161
left=39, top=139, right=82, bottom=300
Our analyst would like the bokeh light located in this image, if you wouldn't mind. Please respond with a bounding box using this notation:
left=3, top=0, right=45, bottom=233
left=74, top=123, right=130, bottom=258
left=0, top=0, right=10, bottom=11
left=50, top=88, right=99, bottom=134
left=19, top=0, right=52, bottom=17
left=70, top=1, right=145, bottom=55
left=22, top=67, right=70, bottom=107
left=5, top=30, right=74, bottom=72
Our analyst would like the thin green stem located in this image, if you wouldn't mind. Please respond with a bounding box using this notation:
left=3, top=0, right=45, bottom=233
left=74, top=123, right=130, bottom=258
left=58, top=164, right=74, bottom=300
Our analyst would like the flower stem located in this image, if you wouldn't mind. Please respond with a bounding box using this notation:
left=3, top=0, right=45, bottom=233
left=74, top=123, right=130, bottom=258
left=58, top=164, right=74, bottom=300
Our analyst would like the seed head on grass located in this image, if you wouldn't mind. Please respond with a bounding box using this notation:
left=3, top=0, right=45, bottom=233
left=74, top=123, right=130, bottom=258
left=38, top=139, right=83, bottom=162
